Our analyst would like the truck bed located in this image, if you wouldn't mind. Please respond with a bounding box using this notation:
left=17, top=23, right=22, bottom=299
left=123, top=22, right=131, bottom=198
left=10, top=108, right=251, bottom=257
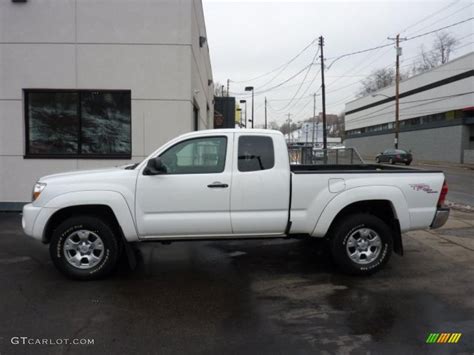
left=290, top=164, right=442, bottom=174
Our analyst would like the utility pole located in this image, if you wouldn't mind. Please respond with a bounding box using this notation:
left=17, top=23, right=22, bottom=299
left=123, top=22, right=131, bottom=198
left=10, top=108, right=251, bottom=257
left=245, top=102, right=248, bottom=128
left=388, top=34, right=406, bottom=149
left=221, top=85, right=224, bottom=97
left=244, top=86, right=254, bottom=128
left=287, top=113, right=291, bottom=144
left=264, top=97, right=268, bottom=129
left=251, top=89, right=254, bottom=128
left=226, top=79, right=230, bottom=97
left=395, top=35, right=400, bottom=149
left=312, top=93, right=317, bottom=147
left=319, top=36, right=327, bottom=150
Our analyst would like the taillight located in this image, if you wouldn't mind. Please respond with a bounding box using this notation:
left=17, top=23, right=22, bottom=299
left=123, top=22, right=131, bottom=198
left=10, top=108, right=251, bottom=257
left=438, top=180, right=448, bottom=207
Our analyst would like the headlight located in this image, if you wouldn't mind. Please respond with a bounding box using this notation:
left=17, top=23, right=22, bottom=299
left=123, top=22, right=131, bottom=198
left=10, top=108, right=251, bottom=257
left=32, top=182, right=47, bottom=201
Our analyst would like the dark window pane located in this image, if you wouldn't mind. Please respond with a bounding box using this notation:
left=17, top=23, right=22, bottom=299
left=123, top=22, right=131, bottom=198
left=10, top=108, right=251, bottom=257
left=27, top=92, right=79, bottom=154
left=160, top=137, right=227, bottom=174
left=80, top=91, right=131, bottom=155
left=238, top=136, right=275, bottom=172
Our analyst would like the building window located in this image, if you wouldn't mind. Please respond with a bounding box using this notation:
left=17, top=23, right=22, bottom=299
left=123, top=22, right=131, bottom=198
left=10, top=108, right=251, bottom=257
left=25, top=90, right=131, bottom=158
left=238, top=135, right=275, bottom=172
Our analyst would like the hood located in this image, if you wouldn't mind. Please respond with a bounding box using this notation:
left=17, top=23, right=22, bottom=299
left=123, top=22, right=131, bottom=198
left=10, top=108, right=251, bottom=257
left=40, top=167, right=123, bottom=183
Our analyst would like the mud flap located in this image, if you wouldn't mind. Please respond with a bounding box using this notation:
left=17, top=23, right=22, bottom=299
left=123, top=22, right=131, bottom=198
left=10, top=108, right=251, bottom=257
left=392, top=219, right=404, bottom=256
left=121, top=237, right=137, bottom=270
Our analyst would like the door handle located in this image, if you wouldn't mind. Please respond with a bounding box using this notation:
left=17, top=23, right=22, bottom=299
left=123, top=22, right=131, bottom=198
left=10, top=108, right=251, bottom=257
left=207, top=182, right=229, bottom=188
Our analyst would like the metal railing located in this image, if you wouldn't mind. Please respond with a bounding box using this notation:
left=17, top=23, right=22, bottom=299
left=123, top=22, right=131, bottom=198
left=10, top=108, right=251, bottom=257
left=288, top=146, right=364, bottom=165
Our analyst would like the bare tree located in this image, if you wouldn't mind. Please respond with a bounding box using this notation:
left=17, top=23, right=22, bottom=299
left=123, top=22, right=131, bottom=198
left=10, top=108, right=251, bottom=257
left=279, top=121, right=299, bottom=135
left=268, top=120, right=280, bottom=130
left=412, top=31, right=459, bottom=75
left=334, top=112, right=345, bottom=140
left=357, top=68, right=396, bottom=97
left=213, top=82, right=225, bottom=97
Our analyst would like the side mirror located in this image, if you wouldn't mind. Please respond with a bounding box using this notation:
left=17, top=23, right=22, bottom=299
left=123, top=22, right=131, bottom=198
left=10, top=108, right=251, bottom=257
left=143, top=157, right=167, bottom=175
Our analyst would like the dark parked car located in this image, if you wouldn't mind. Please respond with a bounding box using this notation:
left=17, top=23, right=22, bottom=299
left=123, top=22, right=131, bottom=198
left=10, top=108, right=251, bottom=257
left=375, top=149, right=412, bottom=165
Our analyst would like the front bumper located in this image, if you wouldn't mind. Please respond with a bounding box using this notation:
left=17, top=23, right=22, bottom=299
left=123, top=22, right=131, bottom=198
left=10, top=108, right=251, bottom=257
left=22, top=203, right=42, bottom=239
left=22, top=203, right=57, bottom=241
left=430, top=207, right=450, bottom=229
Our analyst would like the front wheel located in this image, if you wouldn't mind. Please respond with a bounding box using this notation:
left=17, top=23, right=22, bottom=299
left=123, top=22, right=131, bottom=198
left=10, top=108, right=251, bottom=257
left=330, top=214, right=392, bottom=275
left=49, top=216, right=120, bottom=280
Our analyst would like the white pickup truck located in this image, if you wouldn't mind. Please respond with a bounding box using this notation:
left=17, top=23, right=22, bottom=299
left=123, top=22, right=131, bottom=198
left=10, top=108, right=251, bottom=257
left=22, top=129, right=449, bottom=280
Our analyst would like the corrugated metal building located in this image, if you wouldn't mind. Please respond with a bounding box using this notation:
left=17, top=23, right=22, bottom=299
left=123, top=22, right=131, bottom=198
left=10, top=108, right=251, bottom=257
left=344, top=52, right=474, bottom=164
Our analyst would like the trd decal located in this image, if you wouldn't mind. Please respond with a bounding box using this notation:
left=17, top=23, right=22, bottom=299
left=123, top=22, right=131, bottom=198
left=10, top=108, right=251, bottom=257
left=409, top=183, right=438, bottom=194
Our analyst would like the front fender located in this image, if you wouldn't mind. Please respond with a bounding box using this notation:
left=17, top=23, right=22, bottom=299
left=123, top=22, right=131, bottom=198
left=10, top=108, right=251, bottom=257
left=311, top=186, right=410, bottom=237
left=37, top=191, right=139, bottom=242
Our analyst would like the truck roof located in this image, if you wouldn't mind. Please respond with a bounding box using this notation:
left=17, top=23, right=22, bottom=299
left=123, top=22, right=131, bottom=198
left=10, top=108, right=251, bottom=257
left=177, top=128, right=284, bottom=139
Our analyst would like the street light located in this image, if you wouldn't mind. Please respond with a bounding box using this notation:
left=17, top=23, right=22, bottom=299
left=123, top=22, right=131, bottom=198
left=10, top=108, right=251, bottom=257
left=372, top=93, right=399, bottom=148
left=244, top=86, right=254, bottom=128
left=239, top=99, right=247, bottom=128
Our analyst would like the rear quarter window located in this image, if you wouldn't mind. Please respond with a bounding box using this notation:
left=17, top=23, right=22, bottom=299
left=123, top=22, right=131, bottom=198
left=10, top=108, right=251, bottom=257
left=238, top=136, right=275, bottom=172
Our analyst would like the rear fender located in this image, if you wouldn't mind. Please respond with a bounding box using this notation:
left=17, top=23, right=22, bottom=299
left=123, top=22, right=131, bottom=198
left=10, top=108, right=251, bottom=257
left=311, top=186, right=410, bottom=237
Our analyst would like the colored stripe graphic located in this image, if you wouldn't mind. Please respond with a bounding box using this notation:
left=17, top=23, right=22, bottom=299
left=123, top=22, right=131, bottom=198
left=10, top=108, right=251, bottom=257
left=426, top=333, right=462, bottom=344
left=449, top=333, right=462, bottom=343
left=438, top=333, right=449, bottom=343
left=426, top=333, right=439, bottom=343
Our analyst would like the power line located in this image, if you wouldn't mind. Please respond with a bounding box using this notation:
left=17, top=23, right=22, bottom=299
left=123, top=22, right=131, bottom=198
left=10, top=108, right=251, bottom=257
left=405, top=17, right=474, bottom=41
left=270, top=47, right=321, bottom=112
left=406, top=2, right=473, bottom=37
left=327, top=17, right=474, bottom=69
left=229, top=37, right=318, bottom=84
left=401, top=0, right=462, bottom=33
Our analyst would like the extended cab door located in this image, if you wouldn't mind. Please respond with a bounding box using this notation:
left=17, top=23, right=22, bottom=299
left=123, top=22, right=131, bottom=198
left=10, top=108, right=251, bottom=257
left=230, top=133, right=290, bottom=235
left=135, top=134, right=233, bottom=237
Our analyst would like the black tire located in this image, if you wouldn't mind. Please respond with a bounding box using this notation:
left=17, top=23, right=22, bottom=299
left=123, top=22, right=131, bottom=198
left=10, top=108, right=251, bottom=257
left=329, top=214, right=392, bottom=275
left=389, top=158, right=394, bottom=164
left=405, top=162, right=411, bottom=166
left=49, top=216, right=120, bottom=280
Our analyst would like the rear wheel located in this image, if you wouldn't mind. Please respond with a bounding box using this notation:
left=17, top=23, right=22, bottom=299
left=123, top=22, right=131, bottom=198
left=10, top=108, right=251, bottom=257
left=330, top=214, right=392, bottom=275
left=49, top=216, right=120, bottom=280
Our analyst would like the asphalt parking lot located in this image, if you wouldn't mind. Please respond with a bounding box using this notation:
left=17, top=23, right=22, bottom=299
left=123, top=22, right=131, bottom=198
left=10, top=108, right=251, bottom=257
left=0, top=211, right=473, bottom=355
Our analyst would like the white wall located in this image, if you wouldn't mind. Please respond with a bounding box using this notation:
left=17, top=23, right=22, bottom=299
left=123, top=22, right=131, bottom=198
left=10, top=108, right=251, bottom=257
left=190, top=0, right=214, bottom=129
left=0, top=0, right=213, bottom=204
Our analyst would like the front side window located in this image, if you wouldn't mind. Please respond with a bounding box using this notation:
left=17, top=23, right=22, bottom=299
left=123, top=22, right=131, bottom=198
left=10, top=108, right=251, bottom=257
left=238, top=135, right=275, bottom=172
left=25, top=90, right=131, bottom=158
left=160, top=137, right=227, bottom=174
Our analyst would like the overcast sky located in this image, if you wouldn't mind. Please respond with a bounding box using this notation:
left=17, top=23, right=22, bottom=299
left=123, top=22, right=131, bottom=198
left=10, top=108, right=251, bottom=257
left=202, top=0, right=473, bottom=126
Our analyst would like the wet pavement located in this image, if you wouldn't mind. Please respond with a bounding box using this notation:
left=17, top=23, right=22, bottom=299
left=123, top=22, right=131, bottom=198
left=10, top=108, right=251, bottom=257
left=0, top=212, right=473, bottom=355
